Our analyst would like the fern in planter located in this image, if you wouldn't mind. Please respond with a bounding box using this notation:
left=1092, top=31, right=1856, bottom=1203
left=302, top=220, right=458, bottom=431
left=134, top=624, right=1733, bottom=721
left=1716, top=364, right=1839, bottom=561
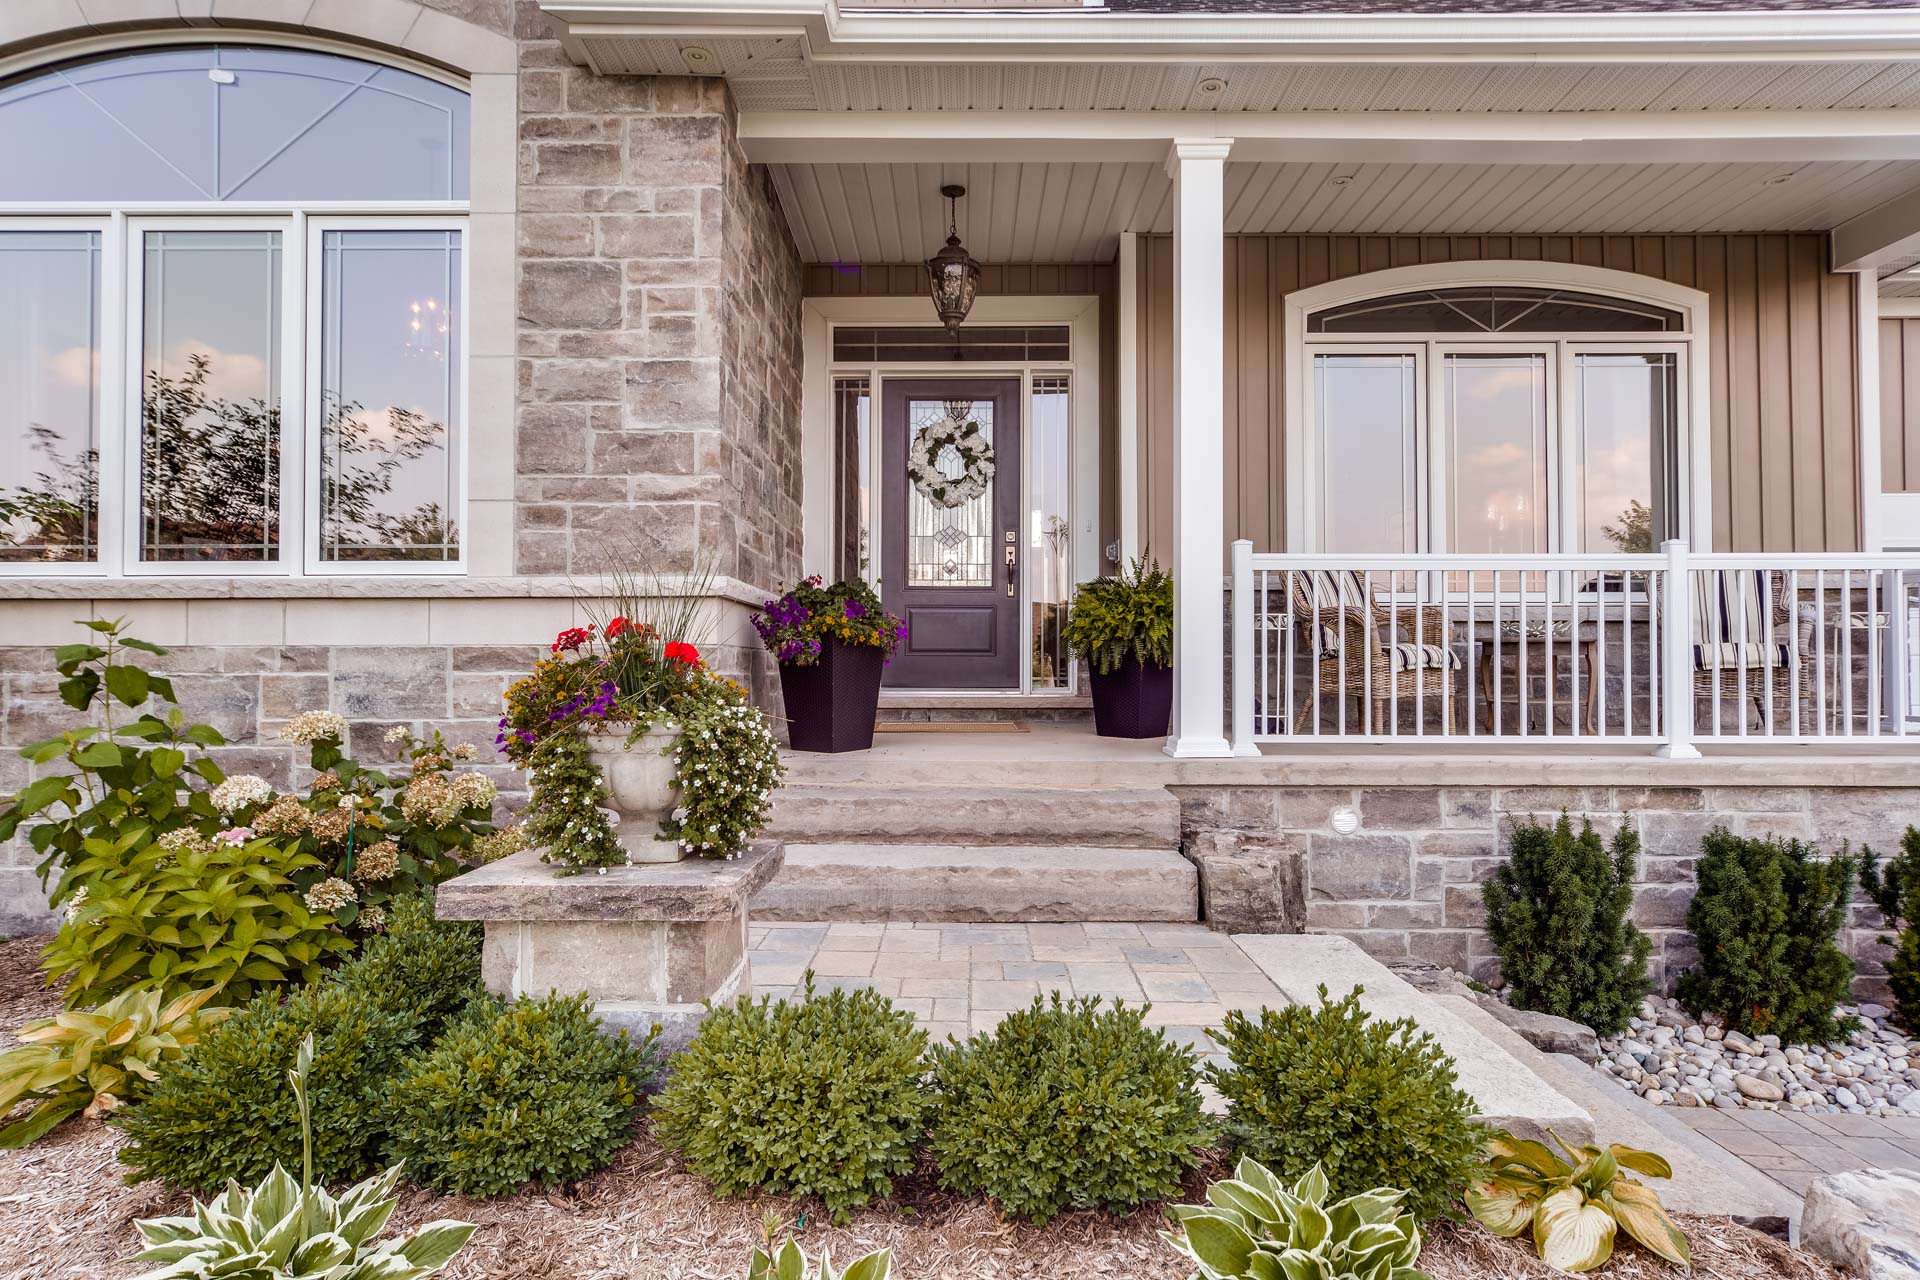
left=1063, top=556, right=1173, bottom=675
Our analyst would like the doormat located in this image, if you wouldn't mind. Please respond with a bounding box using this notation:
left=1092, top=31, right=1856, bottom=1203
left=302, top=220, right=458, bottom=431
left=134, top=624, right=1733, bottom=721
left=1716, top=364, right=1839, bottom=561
left=873, top=721, right=1029, bottom=733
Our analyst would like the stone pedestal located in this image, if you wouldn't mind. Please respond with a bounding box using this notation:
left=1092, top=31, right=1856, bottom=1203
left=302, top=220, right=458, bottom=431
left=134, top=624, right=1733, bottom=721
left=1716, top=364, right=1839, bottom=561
left=436, top=841, right=785, bottom=1055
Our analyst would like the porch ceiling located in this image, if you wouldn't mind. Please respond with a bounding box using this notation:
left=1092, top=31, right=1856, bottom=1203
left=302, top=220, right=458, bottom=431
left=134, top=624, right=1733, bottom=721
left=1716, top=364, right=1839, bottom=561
left=771, top=157, right=1920, bottom=265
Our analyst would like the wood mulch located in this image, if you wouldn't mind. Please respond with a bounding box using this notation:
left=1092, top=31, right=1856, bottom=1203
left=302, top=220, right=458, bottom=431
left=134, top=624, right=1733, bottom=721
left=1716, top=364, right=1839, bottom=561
left=0, top=934, right=1843, bottom=1279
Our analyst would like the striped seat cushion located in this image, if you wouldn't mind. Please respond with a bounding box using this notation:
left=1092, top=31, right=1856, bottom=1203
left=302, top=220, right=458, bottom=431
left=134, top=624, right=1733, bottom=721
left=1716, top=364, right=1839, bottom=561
left=1690, top=569, right=1792, bottom=673
left=1312, top=624, right=1460, bottom=672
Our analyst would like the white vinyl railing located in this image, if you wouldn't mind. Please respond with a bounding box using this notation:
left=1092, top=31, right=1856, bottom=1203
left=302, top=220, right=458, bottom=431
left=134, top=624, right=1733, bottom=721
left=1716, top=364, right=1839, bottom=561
left=1229, top=540, right=1920, bottom=755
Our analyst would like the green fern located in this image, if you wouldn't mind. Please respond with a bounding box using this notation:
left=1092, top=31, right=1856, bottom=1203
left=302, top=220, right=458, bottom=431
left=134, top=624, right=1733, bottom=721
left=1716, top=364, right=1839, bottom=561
left=1062, top=555, right=1174, bottom=676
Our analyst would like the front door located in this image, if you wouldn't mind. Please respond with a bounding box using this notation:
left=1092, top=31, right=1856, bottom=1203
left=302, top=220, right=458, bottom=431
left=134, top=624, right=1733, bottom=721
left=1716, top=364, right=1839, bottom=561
left=881, top=377, right=1022, bottom=689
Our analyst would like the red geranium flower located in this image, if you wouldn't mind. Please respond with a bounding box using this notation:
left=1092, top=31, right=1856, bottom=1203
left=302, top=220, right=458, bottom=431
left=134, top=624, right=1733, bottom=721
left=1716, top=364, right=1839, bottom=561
left=664, top=641, right=700, bottom=666
left=606, top=616, right=629, bottom=639
left=551, top=627, right=593, bottom=654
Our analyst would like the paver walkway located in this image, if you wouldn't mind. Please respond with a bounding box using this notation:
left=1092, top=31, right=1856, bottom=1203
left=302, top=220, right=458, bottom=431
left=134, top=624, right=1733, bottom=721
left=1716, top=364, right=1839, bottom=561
left=1674, top=1105, right=1920, bottom=1198
left=746, top=920, right=1289, bottom=1055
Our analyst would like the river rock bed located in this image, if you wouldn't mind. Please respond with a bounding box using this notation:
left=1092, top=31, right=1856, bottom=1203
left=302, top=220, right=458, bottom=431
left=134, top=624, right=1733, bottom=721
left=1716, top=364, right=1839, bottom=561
left=1594, top=996, right=1920, bottom=1116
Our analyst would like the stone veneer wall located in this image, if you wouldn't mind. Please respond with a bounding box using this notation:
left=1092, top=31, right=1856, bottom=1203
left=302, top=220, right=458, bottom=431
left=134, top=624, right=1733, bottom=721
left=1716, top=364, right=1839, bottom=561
left=512, top=29, right=804, bottom=593
left=1172, top=782, right=1916, bottom=1001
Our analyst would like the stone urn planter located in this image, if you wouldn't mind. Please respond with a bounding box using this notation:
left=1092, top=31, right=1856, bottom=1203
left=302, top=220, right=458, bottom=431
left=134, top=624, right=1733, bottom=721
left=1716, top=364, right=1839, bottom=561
left=778, top=638, right=886, bottom=753
left=1089, top=655, right=1174, bottom=739
left=585, top=725, right=686, bottom=863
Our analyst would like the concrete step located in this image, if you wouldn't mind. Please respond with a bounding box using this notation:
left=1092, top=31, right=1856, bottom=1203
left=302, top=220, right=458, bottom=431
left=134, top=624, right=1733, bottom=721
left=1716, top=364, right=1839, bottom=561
left=751, top=843, right=1201, bottom=923
left=766, top=784, right=1183, bottom=849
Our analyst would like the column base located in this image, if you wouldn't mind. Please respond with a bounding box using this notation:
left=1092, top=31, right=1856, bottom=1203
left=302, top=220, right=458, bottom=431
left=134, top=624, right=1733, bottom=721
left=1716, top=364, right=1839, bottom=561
left=1164, top=734, right=1235, bottom=759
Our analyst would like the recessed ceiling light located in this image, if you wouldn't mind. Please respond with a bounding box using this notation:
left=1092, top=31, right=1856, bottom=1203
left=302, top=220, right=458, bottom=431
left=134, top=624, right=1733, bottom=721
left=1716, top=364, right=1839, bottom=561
left=1197, top=77, right=1227, bottom=95
left=1764, top=172, right=1795, bottom=186
left=1329, top=174, right=1354, bottom=186
left=682, top=46, right=715, bottom=68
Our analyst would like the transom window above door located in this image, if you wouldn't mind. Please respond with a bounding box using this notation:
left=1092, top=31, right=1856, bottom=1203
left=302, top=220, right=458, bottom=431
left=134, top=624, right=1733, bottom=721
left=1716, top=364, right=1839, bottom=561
left=0, top=46, right=468, bottom=577
left=1287, top=267, right=1704, bottom=558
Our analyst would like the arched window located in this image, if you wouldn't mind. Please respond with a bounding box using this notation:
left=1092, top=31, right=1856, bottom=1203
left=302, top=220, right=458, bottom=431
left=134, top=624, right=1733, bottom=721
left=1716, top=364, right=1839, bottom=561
left=0, top=46, right=468, bottom=576
left=1285, top=264, right=1707, bottom=557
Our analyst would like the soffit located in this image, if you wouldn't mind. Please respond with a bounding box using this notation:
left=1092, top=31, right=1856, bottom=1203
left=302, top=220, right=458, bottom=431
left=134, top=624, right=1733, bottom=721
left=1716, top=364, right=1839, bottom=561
left=572, top=37, right=1920, bottom=113
left=773, top=157, right=1920, bottom=263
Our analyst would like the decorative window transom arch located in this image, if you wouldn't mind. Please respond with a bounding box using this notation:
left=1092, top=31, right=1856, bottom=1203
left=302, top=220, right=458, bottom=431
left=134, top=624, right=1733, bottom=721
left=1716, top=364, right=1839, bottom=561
left=0, top=44, right=469, bottom=577
left=1283, top=261, right=1711, bottom=557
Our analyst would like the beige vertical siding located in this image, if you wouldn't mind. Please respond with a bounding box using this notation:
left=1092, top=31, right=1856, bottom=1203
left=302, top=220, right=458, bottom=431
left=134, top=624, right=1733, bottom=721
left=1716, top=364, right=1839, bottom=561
left=1879, top=318, right=1920, bottom=493
left=1137, top=234, right=1863, bottom=554
left=803, top=261, right=1120, bottom=557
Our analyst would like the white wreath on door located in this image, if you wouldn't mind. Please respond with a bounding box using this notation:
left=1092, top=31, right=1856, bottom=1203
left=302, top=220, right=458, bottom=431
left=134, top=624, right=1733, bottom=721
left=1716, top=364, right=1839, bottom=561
left=907, top=412, right=996, bottom=509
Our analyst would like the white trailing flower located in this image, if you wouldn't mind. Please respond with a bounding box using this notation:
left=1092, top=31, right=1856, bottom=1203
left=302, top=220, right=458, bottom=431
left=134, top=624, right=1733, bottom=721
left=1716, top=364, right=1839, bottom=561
left=210, top=774, right=274, bottom=817
left=277, top=710, right=348, bottom=745
left=62, top=885, right=89, bottom=923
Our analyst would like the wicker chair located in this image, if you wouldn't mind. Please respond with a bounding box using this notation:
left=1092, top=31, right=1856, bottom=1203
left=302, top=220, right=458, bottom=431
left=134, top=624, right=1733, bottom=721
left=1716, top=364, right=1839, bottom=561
left=1688, top=568, right=1817, bottom=732
left=1289, top=570, right=1462, bottom=734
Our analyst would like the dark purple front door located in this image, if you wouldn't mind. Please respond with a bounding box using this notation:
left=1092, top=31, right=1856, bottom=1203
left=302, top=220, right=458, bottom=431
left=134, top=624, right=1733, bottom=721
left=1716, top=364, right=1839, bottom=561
left=880, top=376, right=1022, bottom=689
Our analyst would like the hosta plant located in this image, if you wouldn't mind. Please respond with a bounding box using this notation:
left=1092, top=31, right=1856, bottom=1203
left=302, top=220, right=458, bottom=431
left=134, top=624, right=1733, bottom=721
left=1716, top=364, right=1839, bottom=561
left=124, top=1034, right=475, bottom=1280
left=745, top=1215, right=891, bottom=1280
left=1467, top=1132, right=1690, bottom=1273
left=0, top=986, right=228, bottom=1147
left=1163, top=1158, right=1429, bottom=1280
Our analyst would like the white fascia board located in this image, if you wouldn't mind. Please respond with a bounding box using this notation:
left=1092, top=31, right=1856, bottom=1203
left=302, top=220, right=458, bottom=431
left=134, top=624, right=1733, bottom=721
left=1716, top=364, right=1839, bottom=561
left=739, top=108, right=1920, bottom=166
left=1834, top=183, right=1920, bottom=271
left=540, top=0, right=1920, bottom=64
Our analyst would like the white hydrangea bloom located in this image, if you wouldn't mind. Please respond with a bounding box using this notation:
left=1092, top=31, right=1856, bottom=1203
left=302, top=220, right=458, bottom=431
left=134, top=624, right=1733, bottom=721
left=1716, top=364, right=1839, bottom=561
left=277, top=710, right=348, bottom=745
left=209, top=774, right=274, bottom=816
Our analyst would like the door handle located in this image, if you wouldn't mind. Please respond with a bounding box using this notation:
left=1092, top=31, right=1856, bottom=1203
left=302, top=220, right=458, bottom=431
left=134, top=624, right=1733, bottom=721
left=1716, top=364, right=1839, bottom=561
left=1004, top=533, right=1017, bottom=598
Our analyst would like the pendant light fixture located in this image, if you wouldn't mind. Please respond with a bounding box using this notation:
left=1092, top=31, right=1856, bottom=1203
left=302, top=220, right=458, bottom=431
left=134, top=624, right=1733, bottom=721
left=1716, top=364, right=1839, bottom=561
left=925, top=183, right=981, bottom=334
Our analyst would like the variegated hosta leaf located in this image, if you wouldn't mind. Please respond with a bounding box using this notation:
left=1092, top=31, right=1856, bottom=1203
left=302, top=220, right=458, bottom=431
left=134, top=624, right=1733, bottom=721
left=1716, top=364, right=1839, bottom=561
left=1291, top=1164, right=1331, bottom=1208
left=1608, top=1145, right=1675, bottom=1181
left=1237, top=1156, right=1286, bottom=1200
left=1535, top=1188, right=1617, bottom=1273
left=1466, top=1181, right=1536, bottom=1237
left=1210, top=1179, right=1284, bottom=1227
left=1485, top=1135, right=1570, bottom=1179
left=1290, top=1200, right=1332, bottom=1254
left=1605, top=1180, right=1691, bottom=1269
left=1184, top=1212, right=1259, bottom=1276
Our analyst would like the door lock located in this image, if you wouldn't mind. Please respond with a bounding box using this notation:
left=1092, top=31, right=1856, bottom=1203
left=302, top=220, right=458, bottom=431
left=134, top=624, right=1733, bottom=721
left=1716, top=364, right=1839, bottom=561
left=1004, top=533, right=1017, bottom=598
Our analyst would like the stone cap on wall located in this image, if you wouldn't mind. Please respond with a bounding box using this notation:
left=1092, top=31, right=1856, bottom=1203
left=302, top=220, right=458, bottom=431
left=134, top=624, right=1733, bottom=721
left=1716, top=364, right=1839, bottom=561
left=438, top=841, right=785, bottom=923
left=0, top=573, right=776, bottom=605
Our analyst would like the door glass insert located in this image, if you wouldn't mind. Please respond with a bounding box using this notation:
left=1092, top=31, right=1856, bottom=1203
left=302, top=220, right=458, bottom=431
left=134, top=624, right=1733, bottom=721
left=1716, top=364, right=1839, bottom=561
left=1446, top=352, right=1549, bottom=555
left=1315, top=353, right=1418, bottom=553
left=0, top=230, right=100, bottom=563
left=906, top=396, right=994, bottom=588
left=139, top=229, right=282, bottom=563
left=833, top=376, right=871, bottom=582
left=1030, top=375, right=1072, bottom=689
left=1576, top=352, right=1675, bottom=553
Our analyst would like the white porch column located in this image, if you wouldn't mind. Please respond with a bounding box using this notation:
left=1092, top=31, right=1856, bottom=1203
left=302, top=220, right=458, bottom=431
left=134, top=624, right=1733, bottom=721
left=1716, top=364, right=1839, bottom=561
left=1164, top=137, right=1234, bottom=759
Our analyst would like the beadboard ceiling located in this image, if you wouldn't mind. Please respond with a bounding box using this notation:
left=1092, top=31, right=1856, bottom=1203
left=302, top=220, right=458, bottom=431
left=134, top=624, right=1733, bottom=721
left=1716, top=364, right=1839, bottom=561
left=770, top=158, right=1920, bottom=265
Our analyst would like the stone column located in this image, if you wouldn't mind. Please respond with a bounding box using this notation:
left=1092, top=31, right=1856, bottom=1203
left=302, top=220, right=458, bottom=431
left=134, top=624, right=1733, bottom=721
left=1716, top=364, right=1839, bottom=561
left=1164, top=137, right=1235, bottom=759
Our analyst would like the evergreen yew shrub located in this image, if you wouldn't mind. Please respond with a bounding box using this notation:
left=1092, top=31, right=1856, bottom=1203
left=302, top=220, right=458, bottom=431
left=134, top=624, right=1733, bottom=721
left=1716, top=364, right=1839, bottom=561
left=926, top=993, right=1211, bottom=1224
left=1861, top=826, right=1920, bottom=1033
left=1481, top=815, right=1652, bottom=1035
left=384, top=992, right=657, bottom=1197
left=1677, top=828, right=1859, bottom=1043
left=1207, top=985, right=1485, bottom=1222
left=115, top=984, right=418, bottom=1191
left=651, top=977, right=930, bottom=1222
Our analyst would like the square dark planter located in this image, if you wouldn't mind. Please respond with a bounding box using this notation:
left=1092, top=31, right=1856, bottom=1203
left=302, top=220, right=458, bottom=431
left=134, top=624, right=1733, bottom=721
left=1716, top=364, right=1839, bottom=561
left=778, top=638, right=886, bottom=753
left=1089, top=656, right=1174, bottom=739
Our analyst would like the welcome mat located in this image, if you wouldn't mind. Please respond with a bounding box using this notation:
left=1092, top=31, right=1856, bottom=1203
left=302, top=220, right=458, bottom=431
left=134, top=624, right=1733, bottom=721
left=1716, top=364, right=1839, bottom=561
left=873, top=721, right=1029, bottom=733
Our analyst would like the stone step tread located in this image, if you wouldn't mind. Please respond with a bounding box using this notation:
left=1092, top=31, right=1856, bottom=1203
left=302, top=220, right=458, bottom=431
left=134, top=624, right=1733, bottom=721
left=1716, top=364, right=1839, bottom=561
left=767, top=784, right=1183, bottom=849
left=751, top=843, right=1200, bottom=924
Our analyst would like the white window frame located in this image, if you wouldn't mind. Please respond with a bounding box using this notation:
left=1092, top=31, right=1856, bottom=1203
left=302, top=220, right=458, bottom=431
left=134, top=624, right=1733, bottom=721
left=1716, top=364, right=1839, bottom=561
left=0, top=206, right=467, bottom=578
left=1283, top=261, right=1711, bottom=554
left=303, top=215, right=469, bottom=577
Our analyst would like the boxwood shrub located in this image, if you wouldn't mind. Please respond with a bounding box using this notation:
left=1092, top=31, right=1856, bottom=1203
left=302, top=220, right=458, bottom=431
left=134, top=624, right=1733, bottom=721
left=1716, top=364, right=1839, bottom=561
left=114, top=983, right=418, bottom=1191
left=383, top=992, right=657, bottom=1197
left=1207, top=985, right=1485, bottom=1222
left=651, top=976, right=930, bottom=1222
left=326, top=890, right=482, bottom=1037
left=927, top=993, right=1211, bottom=1224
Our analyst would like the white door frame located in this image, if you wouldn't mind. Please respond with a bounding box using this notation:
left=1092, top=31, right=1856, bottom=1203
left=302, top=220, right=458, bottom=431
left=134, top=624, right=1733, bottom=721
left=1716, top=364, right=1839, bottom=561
left=800, top=293, right=1101, bottom=693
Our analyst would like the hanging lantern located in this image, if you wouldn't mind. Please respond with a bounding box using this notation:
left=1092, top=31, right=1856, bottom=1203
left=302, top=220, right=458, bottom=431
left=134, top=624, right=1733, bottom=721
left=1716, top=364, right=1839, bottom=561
left=926, top=183, right=981, bottom=335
